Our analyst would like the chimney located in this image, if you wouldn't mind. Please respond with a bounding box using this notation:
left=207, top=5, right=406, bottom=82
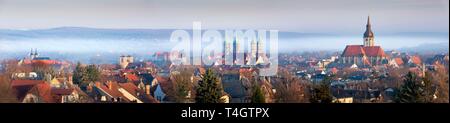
left=422, top=63, right=426, bottom=77
left=145, top=85, right=151, bottom=95
left=95, top=82, right=101, bottom=87
left=87, top=83, right=93, bottom=93
left=68, top=75, right=73, bottom=85
left=108, top=81, right=113, bottom=90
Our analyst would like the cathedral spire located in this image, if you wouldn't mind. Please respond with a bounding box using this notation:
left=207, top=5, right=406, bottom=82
left=34, top=48, right=38, bottom=57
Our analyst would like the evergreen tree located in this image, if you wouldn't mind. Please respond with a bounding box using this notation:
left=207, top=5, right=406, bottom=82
left=251, top=84, right=266, bottom=103
left=72, top=63, right=100, bottom=87
left=86, top=64, right=100, bottom=82
left=72, top=62, right=86, bottom=85
left=195, top=69, right=224, bottom=103
left=395, top=72, right=433, bottom=103
left=310, top=76, right=333, bottom=103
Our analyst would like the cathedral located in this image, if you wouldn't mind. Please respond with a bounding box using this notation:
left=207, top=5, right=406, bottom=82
left=223, top=37, right=267, bottom=66
left=340, top=16, right=387, bottom=66
left=18, top=48, right=61, bottom=65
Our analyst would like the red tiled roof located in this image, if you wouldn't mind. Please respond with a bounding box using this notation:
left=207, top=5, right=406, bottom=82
left=125, top=74, right=140, bottom=82
left=239, top=68, right=254, bottom=73
left=119, top=82, right=140, bottom=97
left=410, top=56, right=422, bottom=65
left=28, top=83, right=54, bottom=103
left=331, top=67, right=338, bottom=74
left=96, top=82, right=124, bottom=99
left=121, top=69, right=134, bottom=74
left=342, top=45, right=386, bottom=57
left=198, top=67, right=206, bottom=75
left=342, top=45, right=365, bottom=57
left=51, top=88, right=74, bottom=95
left=156, top=76, right=169, bottom=83
left=11, top=80, right=45, bottom=87
left=395, top=58, right=404, bottom=65
left=24, top=60, right=61, bottom=65
left=155, top=76, right=172, bottom=94
left=363, top=58, right=371, bottom=66
left=22, top=59, right=32, bottom=64
left=51, top=88, right=75, bottom=103
left=362, top=46, right=386, bottom=57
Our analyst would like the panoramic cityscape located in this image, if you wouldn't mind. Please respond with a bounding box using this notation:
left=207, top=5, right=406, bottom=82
left=0, top=0, right=448, bottom=103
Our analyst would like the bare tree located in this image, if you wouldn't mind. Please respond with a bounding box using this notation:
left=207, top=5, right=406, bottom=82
left=431, top=63, right=449, bottom=103
left=273, top=69, right=310, bottom=103
left=0, top=60, right=20, bottom=103
left=170, top=67, right=195, bottom=103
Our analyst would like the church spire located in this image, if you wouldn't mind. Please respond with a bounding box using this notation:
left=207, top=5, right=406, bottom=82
left=34, top=48, right=38, bottom=57
left=364, top=16, right=374, bottom=38
left=363, top=16, right=375, bottom=47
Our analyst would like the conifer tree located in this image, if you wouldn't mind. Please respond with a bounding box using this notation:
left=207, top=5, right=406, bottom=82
left=251, top=84, right=266, bottom=103
left=195, top=69, right=224, bottom=103
left=395, top=72, right=433, bottom=103
left=310, top=76, right=333, bottom=103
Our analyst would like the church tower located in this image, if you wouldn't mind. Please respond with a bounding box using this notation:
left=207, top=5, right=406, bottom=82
left=363, top=16, right=374, bottom=47
left=29, top=48, right=39, bottom=60
left=251, top=40, right=257, bottom=58
left=29, top=48, right=34, bottom=59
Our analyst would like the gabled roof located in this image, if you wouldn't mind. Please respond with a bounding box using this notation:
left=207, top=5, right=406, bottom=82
left=394, top=58, right=404, bottom=65
left=125, top=74, right=140, bottom=82
left=95, top=82, right=129, bottom=102
left=342, top=45, right=366, bottom=57
left=342, top=45, right=386, bottom=61
left=154, top=76, right=172, bottom=94
left=221, top=74, right=246, bottom=98
left=138, top=73, right=155, bottom=85
left=119, top=82, right=140, bottom=97
left=410, top=56, right=422, bottom=65
left=27, top=83, right=54, bottom=103
left=363, top=46, right=386, bottom=57
left=126, top=62, right=146, bottom=69
left=31, top=59, right=61, bottom=65
left=51, top=88, right=74, bottom=95
left=51, top=88, right=75, bottom=103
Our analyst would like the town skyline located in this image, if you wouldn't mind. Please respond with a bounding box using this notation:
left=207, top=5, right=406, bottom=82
left=0, top=26, right=448, bottom=54
left=1, top=1, right=449, bottom=121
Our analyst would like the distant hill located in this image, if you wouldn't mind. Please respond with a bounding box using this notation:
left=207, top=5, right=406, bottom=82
left=0, top=27, right=335, bottom=41
left=0, top=27, right=174, bottom=40
left=398, top=42, right=449, bottom=53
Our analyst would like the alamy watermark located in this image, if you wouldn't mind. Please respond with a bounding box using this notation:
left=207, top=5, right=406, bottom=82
left=169, top=21, right=278, bottom=76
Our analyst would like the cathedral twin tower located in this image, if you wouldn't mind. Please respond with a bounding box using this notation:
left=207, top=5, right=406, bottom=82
left=223, top=35, right=266, bottom=65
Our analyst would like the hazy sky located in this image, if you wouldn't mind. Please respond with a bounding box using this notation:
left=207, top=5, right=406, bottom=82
left=0, top=0, right=448, bottom=34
